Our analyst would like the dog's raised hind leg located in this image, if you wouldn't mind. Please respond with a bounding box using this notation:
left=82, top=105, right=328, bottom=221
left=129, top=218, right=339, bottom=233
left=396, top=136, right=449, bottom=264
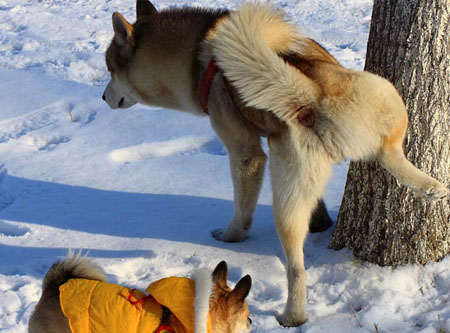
left=378, top=142, right=448, bottom=201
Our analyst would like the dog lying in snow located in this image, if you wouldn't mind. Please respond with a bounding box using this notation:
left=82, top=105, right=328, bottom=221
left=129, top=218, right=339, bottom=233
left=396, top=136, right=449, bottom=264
left=101, top=0, right=448, bottom=326
left=29, top=253, right=252, bottom=333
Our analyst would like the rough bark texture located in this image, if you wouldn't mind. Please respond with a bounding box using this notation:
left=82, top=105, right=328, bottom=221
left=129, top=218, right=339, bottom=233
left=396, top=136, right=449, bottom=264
left=330, top=0, right=450, bottom=266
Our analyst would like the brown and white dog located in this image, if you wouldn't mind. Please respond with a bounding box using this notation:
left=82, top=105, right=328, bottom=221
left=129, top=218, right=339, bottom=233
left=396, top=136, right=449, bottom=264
left=101, top=0, right=448, bottom=326
left=29, top=252, right=252, bottom=333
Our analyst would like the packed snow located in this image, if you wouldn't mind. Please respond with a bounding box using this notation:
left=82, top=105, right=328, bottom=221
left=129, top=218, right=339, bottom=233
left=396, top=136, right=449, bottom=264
left=0, top=0, right=449, bottom=332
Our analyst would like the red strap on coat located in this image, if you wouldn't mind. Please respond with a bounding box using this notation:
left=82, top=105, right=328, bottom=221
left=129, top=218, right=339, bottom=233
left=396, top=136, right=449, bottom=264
left=125, top=289, right=173, bottom=332
left=126, top=289, right=150, bottom=306
left=199, top=58, right=219, bottom=114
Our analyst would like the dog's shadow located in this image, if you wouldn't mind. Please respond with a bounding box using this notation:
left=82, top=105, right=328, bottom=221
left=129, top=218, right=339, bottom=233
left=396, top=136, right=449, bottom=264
left=0, top=175, right=278, bottom=245
left=0, top=174, right=343, bottom=276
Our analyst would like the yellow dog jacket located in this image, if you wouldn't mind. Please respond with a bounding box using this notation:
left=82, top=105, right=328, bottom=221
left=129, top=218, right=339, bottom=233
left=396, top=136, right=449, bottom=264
left=59, top=277, right=212, bottom=333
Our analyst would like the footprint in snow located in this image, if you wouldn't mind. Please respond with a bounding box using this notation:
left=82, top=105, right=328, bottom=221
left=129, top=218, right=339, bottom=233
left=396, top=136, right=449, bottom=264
left=0, top=221, right=29, bottom=237
left=67, top=106, right=97, bottom=125
left=0, top=167, right=14, bottom=211
left=183, top=256, right=202, bottom=267
left=0, top=101, right=73, bottom=143
left=251, top=281, right=283, bottom=302
left=20, top=134, right=71, bottom=151
left=109, top=136, right=226, bottom=163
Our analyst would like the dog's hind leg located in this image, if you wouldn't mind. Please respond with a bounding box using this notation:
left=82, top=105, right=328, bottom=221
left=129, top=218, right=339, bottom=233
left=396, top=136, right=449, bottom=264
left=209, top=97, right=267, bottom=242
left=29, top=293, right=71, bottom=333
left=378, top=133, right=448, bottom=200
left=269, top=134, right=332, bottom=326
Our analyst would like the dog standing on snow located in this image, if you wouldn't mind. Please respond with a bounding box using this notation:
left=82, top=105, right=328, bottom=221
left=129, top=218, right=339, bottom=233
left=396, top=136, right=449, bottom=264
left=29, top=253, right=252, bottom=333
left=101, top=0, right=448, bottom=326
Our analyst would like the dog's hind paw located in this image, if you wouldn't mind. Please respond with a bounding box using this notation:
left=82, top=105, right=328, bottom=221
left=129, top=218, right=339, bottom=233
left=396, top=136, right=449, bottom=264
left=211, top=228, right=248, bottom=243
left=418, top=183, right=448, bottom=201
left=276, top=311, right=307, bottom=327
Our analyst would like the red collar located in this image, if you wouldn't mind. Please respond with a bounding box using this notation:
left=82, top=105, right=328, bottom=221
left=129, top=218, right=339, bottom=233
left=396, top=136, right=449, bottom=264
left=199, top=58, right=219, bottom=114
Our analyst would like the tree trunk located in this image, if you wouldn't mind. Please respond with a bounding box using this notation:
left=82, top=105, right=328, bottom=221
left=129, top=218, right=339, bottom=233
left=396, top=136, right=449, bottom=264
left=329, top=0, right=450, bottom=266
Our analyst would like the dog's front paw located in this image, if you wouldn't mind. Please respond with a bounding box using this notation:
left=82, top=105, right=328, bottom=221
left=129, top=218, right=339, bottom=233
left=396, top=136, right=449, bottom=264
left=211, top=228, right=248, bottom=243
left=276, top=311, right=307, bottom=327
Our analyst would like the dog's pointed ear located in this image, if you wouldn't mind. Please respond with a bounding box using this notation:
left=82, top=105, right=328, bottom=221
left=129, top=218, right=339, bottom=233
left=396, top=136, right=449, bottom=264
left=112, top=13, right=134, bottom=47
left=136, top=0, right=157, bottom=20
left=228, top=275, right=252, bottom=305
left=212, top=261, right=228, bottom=289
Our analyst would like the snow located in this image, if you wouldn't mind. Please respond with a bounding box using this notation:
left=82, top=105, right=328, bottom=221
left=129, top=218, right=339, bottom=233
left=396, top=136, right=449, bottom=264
left=0, top=0, right=449, bottom=332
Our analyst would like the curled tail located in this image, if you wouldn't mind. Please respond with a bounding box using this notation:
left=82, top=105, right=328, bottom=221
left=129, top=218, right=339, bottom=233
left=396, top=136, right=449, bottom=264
left=41, top=250, right=106, bottom=295
left=210, top=4, right=322, bottom=122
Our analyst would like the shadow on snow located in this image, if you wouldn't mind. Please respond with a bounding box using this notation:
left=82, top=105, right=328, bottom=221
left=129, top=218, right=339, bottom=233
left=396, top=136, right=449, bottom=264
left=0, top=174, right=343, bottom=276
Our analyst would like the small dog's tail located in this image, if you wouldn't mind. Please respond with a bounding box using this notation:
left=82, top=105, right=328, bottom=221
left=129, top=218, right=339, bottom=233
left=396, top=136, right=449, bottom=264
left=210, top=3, right=331, bottom=122
left=41, top=250, right=107, bottom=295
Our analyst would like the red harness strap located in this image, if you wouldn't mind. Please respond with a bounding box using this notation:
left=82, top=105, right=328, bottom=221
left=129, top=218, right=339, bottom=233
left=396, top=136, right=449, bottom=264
left=125, top=289, right=173, bottom=333
left=199, top=58, right=219, bottom=114
left=126, top=289, right=150, bottom=306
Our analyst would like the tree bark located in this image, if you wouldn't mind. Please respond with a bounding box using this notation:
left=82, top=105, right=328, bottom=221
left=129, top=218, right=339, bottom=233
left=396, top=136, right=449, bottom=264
left=330, top=0, right=450, bottom=266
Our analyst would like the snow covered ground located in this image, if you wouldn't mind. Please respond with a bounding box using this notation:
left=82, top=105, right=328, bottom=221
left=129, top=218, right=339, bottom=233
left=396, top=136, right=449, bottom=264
left=0, top=0, right=449, bottom=332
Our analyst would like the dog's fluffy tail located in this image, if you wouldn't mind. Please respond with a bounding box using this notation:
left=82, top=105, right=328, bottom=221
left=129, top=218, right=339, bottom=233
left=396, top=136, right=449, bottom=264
left=41, top=250, right=107, bottom=295
left=211, top=3, right=326, bottom=122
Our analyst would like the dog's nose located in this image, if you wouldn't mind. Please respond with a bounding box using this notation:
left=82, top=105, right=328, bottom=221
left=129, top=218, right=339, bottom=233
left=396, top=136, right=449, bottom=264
left=102, top=94, right=106, bottom=101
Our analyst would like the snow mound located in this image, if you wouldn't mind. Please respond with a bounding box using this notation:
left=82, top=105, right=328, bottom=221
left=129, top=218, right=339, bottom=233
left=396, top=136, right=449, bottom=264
left=109, top=136, right=213, bottom=163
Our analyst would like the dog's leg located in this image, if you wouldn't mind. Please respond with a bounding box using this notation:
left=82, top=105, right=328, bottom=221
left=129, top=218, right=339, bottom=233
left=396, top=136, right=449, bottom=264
left=269, top=134, right=332, bottom=326
left=209, top=102, right=267, bottom=242
left=309, top=199, right=333, bottom=233
left=29, top=294, right=71, bottom=333
left=378, top=140, right=448, bottom=201
left=215, top=145, right=266, bottom=242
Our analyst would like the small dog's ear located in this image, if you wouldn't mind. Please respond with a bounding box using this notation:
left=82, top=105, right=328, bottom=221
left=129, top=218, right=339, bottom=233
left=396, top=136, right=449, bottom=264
left=112, top=13, right=134, bottom=47
left=212, top=261, right=228, bottom=288
left=228, top=275, right=252, bottom=305
left=136, top=0, right=158, bottom=20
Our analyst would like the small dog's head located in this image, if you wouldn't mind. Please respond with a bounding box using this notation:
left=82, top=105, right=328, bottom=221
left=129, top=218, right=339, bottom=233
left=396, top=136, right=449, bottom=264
left=209, top=261, right=252, bottom=333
